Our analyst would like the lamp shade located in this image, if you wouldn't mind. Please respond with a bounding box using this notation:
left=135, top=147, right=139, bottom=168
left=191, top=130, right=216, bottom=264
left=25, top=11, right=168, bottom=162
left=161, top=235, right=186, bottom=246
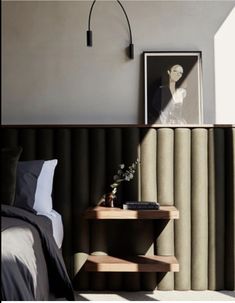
left=87, top=30, right=93, bottom=47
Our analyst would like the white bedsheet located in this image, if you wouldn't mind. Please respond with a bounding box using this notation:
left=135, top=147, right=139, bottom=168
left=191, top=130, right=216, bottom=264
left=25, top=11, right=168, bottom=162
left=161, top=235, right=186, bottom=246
left=37, top=209, right=64, bottom=248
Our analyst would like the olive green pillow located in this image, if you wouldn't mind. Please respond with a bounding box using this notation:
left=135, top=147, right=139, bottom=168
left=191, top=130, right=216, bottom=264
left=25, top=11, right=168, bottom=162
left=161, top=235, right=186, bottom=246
left=0, top=147, right=23, bottom=205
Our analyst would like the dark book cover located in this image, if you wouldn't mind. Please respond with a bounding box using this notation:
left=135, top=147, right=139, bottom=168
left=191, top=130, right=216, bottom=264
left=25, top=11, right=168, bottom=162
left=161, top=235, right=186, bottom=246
left=123, top=201, right=160, bottom=210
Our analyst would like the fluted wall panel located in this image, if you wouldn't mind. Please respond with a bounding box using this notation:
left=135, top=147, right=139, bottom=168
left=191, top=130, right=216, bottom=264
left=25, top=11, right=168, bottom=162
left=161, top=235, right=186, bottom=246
left=156, top=128, right=174, bottom=290
left=191, top=129, right=208, bottom=290
left=122, top=128, right=141, bottom=291
left=174, top=128, right=191, bottom=290
left=89, top=129, right=107, bottom=290
left=225, top=128, right=235, bottom=290
left=1, top=128, right=19, bottom=147
left=72, top=129, right=90, bottom=290
left=0, top=126, right=234, bottom=291
left=53, top=129, right=72, bottom=274
left=19, top=129, right=36, bottom=160
left=36, top=129, right=54, bottom=160
left=106, top=128, right=123, bottom=291
left=140, top=128, right=157, bottom=290
left=122, top=128, right=139, bottom=202
left=208, top=128, right=225, bottom=290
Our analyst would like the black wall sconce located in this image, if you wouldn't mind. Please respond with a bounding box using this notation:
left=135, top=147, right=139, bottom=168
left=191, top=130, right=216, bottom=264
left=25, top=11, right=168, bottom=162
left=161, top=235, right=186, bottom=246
left=86, top=0, right=134, bottom=59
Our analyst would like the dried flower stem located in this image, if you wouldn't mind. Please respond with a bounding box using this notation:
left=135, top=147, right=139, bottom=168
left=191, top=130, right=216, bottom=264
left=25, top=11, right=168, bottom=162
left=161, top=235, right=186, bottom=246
left=110, top=159, right=139, bottom=195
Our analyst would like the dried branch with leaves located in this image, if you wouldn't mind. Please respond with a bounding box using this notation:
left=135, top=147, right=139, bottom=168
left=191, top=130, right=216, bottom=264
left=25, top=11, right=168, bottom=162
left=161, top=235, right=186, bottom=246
left=110, top=158, right=139, bottom=195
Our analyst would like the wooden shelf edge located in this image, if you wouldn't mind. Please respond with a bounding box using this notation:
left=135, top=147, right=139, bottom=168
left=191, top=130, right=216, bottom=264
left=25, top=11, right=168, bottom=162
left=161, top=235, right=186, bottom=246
left=83, top=255, right=179, bottom=272
left=84, top=206, right=179, bottom=220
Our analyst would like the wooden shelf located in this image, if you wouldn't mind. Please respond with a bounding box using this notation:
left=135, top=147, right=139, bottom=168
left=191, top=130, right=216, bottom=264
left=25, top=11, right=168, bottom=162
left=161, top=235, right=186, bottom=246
left=83, top=255, right=179, bottom=272
left=84, top=206, right=179, bottom=220
left=83, top=206, right=180, bottom=274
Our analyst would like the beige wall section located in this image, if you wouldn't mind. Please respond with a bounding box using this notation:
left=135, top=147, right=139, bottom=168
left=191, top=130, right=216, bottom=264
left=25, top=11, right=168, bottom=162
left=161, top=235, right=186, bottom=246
left=2, top=1, right=234, bottom=124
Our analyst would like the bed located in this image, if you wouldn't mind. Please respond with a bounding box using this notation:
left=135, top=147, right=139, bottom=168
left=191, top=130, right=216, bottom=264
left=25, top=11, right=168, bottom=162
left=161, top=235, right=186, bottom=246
left=1, top=205, right=74, bottom=301
left=1, top=148, right=74, bottom=300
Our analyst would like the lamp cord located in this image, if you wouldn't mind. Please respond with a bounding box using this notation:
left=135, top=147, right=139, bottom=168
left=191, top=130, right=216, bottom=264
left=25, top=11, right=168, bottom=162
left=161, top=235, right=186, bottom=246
left=116, top=0, right=133, bottom=44
left=88, top=0, right=133, bottom=45
left=88, top=0, right=96, bottom=31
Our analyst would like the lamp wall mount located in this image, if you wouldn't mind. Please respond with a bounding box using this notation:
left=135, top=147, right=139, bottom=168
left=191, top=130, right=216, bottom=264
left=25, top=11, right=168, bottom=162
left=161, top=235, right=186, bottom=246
left=86, top=0, right=134, bottom=59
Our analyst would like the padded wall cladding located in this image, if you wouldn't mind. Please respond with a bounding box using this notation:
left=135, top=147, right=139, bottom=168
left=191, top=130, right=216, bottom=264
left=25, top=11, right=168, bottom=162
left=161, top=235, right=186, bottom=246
left=0, top=126, right=234, bottom=291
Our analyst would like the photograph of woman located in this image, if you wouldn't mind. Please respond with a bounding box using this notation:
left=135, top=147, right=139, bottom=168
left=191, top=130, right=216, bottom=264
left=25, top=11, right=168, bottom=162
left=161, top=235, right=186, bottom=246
left=144, top=52, right=203, bottom=125
left=152, top=64, right=187, bottom=124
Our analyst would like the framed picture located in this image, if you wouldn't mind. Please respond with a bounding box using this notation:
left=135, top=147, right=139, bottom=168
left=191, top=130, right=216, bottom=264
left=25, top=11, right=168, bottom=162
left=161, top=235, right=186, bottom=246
left=144, top=51, right=203, bottom=125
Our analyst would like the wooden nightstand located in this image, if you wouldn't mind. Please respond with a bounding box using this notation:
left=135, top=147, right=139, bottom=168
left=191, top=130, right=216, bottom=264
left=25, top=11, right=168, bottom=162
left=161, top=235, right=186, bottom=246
left=83, top=206, right=179, bottom=273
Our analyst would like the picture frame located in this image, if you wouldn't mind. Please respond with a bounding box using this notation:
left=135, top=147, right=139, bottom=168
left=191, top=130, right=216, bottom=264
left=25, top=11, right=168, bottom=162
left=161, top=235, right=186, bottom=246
left=144, top=51, right=203, bottom=125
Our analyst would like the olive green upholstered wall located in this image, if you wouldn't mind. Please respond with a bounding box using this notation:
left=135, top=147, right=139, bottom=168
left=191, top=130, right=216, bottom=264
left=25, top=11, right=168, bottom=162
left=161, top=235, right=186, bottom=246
left=1, top=126, right=234, bottom=290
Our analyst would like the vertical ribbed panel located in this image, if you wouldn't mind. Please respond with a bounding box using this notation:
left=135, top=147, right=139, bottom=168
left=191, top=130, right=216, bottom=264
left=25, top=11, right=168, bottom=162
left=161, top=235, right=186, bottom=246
left=89, top=129, right=107, bottom=290
left=1, top=126, right=235, bottom=291
left=191, top=129, right=208, bottom=290
left=232, top=128, right=235, bottom=291
left=18, top=129, right=36, bottom=160
left=122, top=128, right=139, bottom=202
left=53, top=129, right=72, bottom=276
left=174, top=128, right=191, bottom=290
left=156, top=128, right=174, bottom=290
left=0, top=129, right=19, bottom=147
left=90, top=221, right=107, bottom=290
left=208, top=128, right=225, bottom=290
left=225, top=128, right=235, bottom=290
left=106, top=128, right=123, bottom=203
left=157, top=129, right=174, bottom=204
left=122, top=128, right=141, bottom=291
left=89, top=129, right=106, bottom=206
left=36, top=129, right=54, bottom=160
left=140, top=128, right=157, bottom=202
left=72, top=129, right=90, bottom=290
left=140, top=128, right=157, bottom=290
left=106, top=128, right=123, bottom=291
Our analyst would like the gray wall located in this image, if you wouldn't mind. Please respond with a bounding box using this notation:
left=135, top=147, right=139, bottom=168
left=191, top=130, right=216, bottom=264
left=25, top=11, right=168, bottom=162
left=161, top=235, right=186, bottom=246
left=2, top=0, right=234, bottom=124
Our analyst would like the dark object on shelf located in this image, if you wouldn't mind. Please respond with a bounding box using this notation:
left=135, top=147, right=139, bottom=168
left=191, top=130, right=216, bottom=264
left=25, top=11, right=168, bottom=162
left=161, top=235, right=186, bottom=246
left=105, top=192, right=117, bottom=208
left=98, top=192, right=118, bottom=208
left=123, top=201, right=160, bottom=210
left=86, top=0, right=134, bottom=59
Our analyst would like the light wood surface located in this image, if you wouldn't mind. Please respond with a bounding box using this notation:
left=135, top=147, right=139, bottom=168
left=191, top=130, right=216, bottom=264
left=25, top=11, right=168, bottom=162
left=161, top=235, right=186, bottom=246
left=83, top=255, right=179, bottom=272
left=84, top=206, right=179, bottom=219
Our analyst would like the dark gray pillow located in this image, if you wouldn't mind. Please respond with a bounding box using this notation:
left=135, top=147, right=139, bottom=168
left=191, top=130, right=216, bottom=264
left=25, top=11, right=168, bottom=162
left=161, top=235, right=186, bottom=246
left=0, top=147, right=23, bottom=205
left=14, top=160, right=44, bottom=213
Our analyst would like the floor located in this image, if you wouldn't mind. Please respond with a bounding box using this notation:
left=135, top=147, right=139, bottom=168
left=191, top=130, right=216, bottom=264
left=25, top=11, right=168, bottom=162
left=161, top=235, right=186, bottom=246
left=75, top=290, right=235, bottom=301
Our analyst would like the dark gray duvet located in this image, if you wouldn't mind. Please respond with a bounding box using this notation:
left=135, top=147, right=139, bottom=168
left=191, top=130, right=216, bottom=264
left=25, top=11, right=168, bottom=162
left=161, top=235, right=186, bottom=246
left=1, top=205, right=74, bottom=301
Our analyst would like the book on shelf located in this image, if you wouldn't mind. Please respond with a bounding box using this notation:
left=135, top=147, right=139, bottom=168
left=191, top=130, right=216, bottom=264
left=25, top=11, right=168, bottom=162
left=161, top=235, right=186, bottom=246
left=122, top=201, right=160, bottom=210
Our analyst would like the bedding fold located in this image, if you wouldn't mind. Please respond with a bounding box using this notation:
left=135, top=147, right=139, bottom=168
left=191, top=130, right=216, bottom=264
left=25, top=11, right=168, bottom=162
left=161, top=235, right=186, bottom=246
left=1, top=204, right=74, bottom=301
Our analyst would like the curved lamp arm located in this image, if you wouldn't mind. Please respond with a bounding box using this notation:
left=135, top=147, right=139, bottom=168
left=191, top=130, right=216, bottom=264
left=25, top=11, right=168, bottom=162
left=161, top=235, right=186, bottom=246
left=86, top=0, right=134, bottom=59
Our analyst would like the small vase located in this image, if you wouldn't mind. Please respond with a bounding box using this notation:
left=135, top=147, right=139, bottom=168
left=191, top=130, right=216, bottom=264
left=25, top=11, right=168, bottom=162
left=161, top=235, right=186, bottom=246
left=105, top=192, right=117, bottom=208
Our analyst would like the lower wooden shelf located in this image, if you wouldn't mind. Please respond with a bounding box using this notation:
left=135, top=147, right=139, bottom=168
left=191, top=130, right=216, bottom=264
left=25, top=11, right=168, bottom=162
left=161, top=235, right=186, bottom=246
left=83, top=255, right=179, bottom=272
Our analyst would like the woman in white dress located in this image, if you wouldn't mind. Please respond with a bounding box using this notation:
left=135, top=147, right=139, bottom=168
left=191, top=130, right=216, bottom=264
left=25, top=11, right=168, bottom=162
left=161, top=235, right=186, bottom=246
left=151, top=64, right=187, bottom=124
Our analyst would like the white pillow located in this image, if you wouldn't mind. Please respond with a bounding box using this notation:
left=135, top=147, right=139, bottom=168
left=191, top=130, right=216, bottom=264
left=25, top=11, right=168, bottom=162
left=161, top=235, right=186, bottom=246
left=33, top=159, right=58, bottom=214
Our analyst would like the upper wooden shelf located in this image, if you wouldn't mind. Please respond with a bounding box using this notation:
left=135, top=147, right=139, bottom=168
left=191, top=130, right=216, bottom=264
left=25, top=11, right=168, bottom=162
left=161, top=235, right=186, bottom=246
left=84, top=206, right=179, bottom=220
